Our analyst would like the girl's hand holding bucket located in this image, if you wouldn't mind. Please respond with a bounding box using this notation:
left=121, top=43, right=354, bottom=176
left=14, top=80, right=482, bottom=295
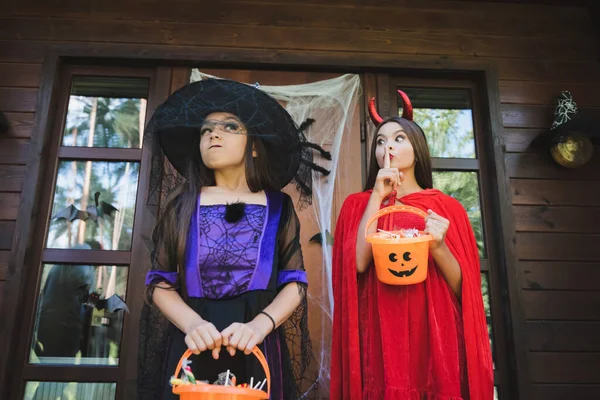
left=424, top=210, right=450, bottom=251
left=185, top=319, right=222, bottom=360
left=221, top=319, right=270, bottom=357
left=424, top=209, right=462, bottom=298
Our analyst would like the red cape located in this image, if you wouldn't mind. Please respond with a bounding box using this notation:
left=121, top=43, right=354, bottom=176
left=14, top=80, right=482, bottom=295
left=331, top=189, right=493, bottom=399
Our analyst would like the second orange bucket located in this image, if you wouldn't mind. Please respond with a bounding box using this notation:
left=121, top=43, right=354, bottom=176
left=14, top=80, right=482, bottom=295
left=365, top=205, right=433, bottom=285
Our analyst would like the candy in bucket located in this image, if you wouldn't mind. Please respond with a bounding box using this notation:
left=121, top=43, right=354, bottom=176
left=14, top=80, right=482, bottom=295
left=170, top=348, right=270, bottom=399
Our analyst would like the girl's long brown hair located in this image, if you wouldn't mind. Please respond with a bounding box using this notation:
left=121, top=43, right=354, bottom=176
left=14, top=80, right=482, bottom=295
left=364, top=117, right=433, bottom=191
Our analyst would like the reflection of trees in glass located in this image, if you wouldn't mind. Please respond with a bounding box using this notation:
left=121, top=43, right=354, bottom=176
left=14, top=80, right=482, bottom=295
left=413, top=108, right=475, bottom=159
left=30, top=264, right=128, bottom=368
left=24, top=381, right=117, bottom=400
left=63, top=96, right=145, bottom=149
left=415, top=105, right=483, bottom=256
left=433, top=172, right=485, bottom=257
left=49, top=92, right=144, bottom=250
left=48, top=161, right=139, bottom=250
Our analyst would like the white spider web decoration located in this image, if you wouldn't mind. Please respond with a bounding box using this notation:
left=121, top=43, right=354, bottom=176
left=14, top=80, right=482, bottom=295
left=191, top=69, right=362, bottom=398
left=551, top=90, right=578, bottom=130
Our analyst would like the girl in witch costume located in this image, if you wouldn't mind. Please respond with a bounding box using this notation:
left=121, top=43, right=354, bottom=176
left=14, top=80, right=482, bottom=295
left=330, top=91, right=493, bottom=400
left=138, top=79, right=326, bottom=400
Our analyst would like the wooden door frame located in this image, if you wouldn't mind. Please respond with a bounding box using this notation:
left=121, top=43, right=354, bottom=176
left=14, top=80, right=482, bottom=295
left=0, top=47, right=530, bottom=400
left=0, top=53, right=63, bottom=400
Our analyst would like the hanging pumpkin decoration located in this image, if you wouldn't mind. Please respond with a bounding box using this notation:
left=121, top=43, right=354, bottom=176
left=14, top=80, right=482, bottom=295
left=548, top=91, right=595, bottom=168
left=550, top=130, right=594, bottom=168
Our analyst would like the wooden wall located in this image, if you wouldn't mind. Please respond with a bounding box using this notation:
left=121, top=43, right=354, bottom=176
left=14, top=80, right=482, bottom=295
left=1, top=1, right=599, bottom=398
left=0, top=65, right=37, bottom=314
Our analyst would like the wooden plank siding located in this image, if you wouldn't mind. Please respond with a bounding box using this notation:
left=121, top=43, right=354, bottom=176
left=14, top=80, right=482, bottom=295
left=0, top=0, right=599, bottom=399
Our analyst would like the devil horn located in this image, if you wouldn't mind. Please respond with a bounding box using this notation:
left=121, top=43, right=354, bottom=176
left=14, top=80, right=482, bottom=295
left=398, top=90, right=413, bottom=121
left=368, top=97, right=384, bottom=125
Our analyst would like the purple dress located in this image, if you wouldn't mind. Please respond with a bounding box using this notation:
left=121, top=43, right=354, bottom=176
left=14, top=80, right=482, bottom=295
left=142, top=191, right=308, bottom=400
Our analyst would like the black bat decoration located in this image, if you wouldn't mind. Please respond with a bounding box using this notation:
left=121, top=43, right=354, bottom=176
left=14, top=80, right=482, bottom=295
left=92, top=293, right=130, bottom=313
left=52, top=204, right=89, bottom=222
left=92, top=191, right=119, bottom=220
left=52, top=192, right=119, bottom=223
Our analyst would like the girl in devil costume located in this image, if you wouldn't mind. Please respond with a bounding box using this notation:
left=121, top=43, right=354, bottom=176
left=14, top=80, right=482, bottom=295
left=138, top=79, right=325, bottom=400
left=330, top=91, right=493, bottom=399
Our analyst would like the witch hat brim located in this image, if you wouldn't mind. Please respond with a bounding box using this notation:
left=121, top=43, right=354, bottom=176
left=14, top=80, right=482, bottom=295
left=532, top=113, right=600, bottom=149
left=145, top=78, right=330, bottom=193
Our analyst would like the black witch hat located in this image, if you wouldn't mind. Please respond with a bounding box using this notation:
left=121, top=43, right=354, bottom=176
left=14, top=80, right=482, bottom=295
left=144, top=78, right=331, bottom=206
left=530, top=91, right=598, bottom=167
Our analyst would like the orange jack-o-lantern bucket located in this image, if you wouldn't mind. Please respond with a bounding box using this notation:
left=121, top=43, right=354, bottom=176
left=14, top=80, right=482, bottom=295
left=365, top=205, right=433, bottom=285
left=172, top=347, right=270, bottom=400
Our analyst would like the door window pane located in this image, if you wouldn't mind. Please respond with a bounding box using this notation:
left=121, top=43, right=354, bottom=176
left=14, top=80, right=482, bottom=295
left=24, top=382, right=116, bottom=400
left=433, top=171, right=485, bottom=257
left=398, top=87, right=476, bottom=158
left=62, top=77, right=149, bottom=149
left=29, top=264, right=128, bottom=366
left=47, top=161, right=140, bottom=250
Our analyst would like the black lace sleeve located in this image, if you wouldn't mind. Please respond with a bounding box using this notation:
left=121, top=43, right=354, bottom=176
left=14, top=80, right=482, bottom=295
left=138, top=193, right=184, bottom=400
left=144, top=221, right=179, bottom=303
left=277, top=194, right=319, bottom=399
left=144, top=189, right=189, bottom=303
left=277, top=194, right=308, bottom=293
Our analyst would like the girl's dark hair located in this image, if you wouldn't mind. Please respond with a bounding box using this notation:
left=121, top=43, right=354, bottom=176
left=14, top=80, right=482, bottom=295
left=364, top=116, right=433, bottom=191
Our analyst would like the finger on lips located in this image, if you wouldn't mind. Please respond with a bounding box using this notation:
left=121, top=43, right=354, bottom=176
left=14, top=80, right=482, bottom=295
left=384, top=147, right=391, bottom=169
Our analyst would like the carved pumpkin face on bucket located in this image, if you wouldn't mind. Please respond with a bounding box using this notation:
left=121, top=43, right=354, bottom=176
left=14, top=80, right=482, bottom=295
left=387, top=251, right=418, bottom=278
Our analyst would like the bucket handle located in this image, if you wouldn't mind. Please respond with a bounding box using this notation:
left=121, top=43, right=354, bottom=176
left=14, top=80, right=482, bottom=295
left=173, top=347, right=271, bottom=397
left=364, top=205, right=428, bottom=238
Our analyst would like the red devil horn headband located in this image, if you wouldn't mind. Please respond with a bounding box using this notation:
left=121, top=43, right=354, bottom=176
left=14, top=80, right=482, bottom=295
left=368, top=89, right=414, bottom=125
